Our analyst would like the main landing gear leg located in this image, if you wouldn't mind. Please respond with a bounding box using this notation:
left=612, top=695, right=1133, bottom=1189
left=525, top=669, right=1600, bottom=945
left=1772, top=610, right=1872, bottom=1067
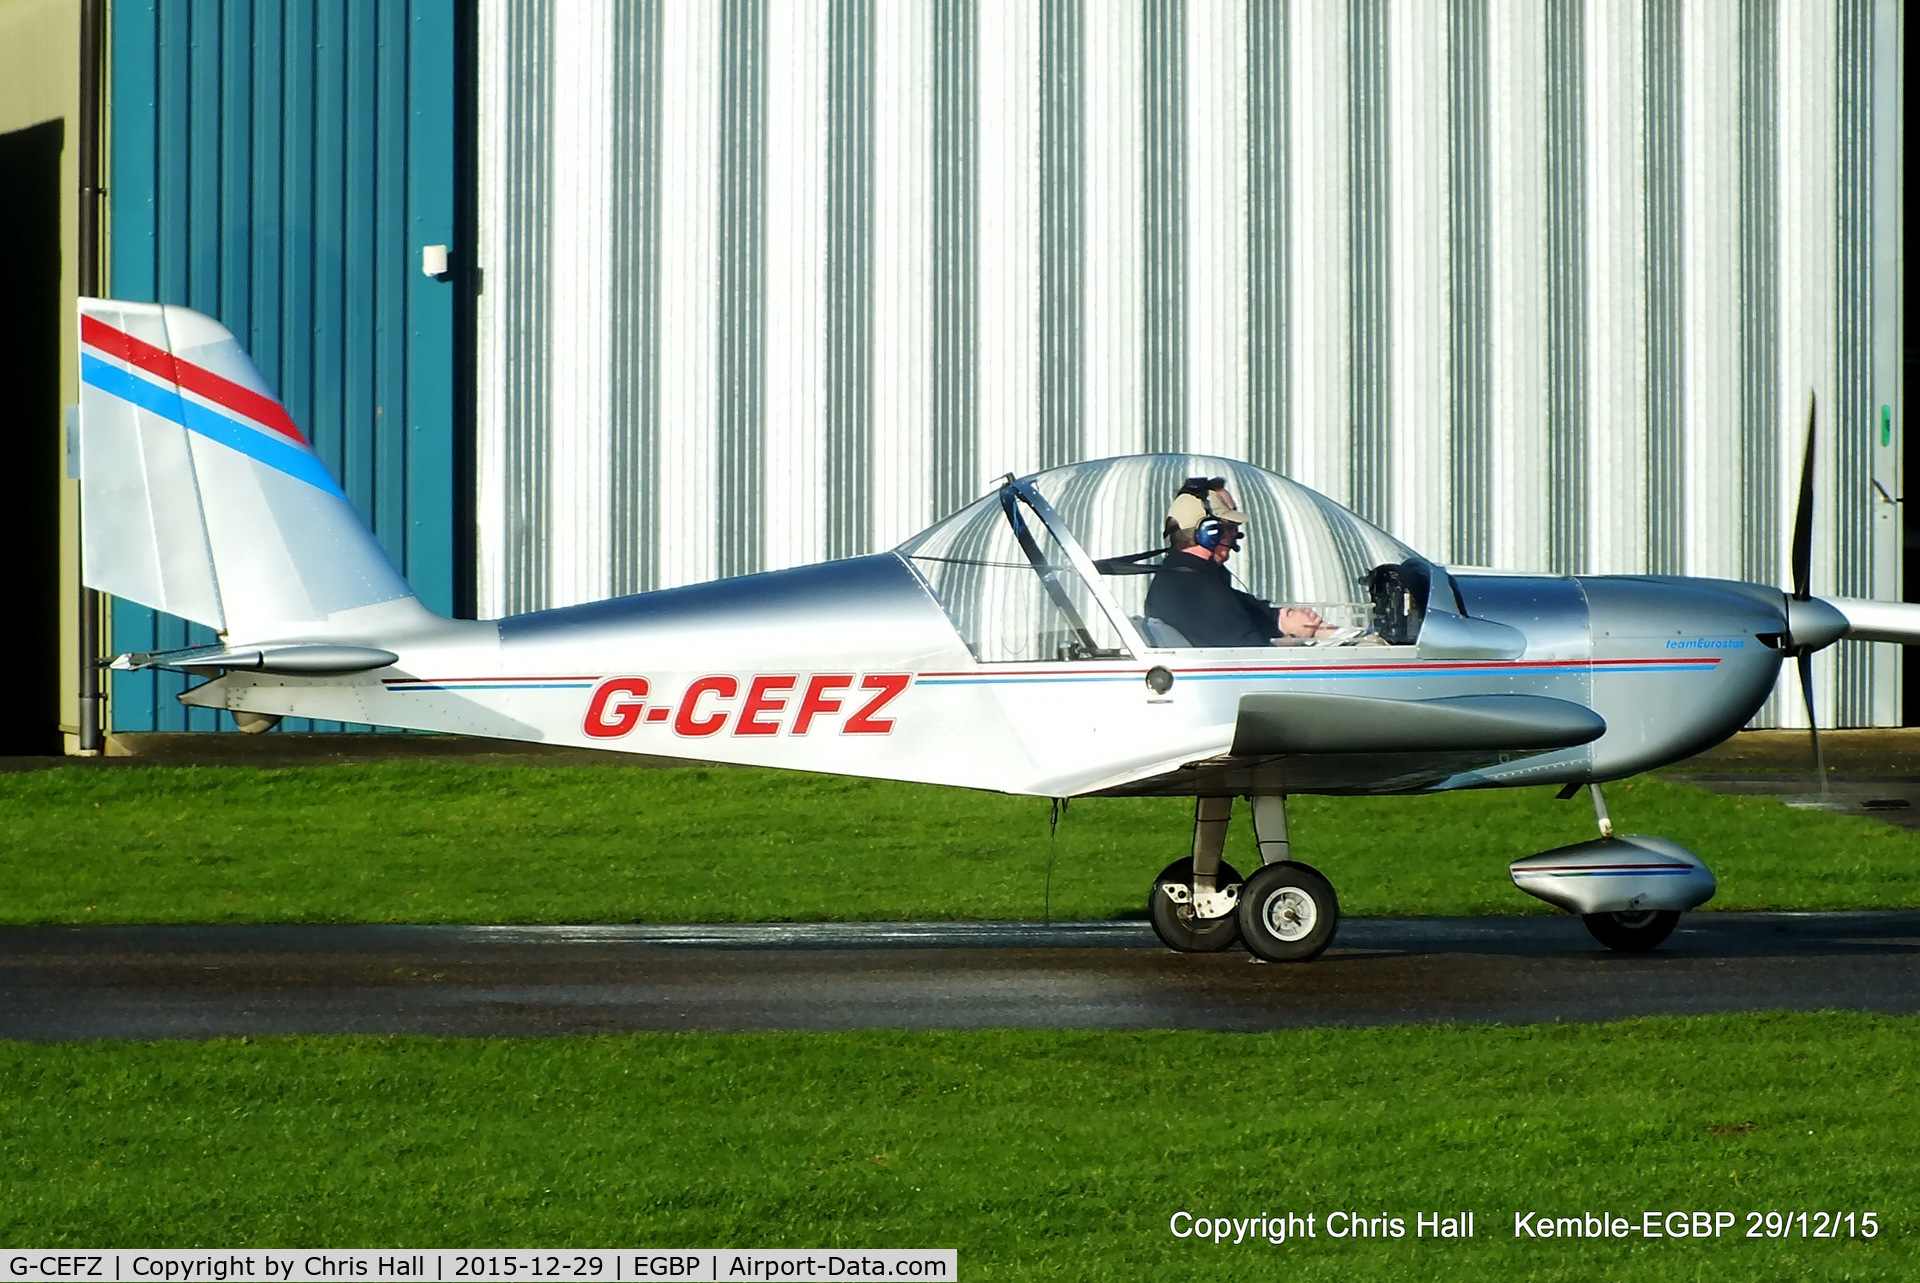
left=1148, top=798, right=1243, bottom=953
left=1251, top=794, right=1290, bottom=865
left=1237, top=794, right=1341, bottom=963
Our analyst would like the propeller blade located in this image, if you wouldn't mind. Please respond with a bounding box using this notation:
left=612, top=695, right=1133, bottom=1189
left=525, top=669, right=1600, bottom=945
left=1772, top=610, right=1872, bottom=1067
left=1790, top=394, right=1817, bottom=601
left=1797, top=647, right=1828, bottom=802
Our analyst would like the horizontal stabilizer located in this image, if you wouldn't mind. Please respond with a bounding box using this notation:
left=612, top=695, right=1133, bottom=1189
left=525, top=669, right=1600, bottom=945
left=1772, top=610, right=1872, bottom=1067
left=1231, top=691, right=1606, bottom=757
left=111, top=643, right=398, bottom=675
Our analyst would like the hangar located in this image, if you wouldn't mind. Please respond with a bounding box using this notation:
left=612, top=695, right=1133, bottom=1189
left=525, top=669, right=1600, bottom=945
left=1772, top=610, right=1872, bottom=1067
left=0, top=0, right=1904, bottom=753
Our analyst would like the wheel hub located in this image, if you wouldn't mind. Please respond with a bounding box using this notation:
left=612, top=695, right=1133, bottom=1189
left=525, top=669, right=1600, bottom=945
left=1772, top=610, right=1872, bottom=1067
left=1261, top=886, right=1318, bottom=942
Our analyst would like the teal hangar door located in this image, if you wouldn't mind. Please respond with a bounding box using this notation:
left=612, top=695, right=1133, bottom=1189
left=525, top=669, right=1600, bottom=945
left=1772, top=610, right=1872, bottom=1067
left=106, top=0, right=459, bottom=732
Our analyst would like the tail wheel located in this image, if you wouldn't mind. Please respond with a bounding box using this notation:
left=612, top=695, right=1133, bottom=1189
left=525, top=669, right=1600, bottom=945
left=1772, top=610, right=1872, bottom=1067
left=1582, top=909, right=1681, bottom=952
left=1148, top=858, right=1244, bottom=953
left=1237, top=861, right=1340, bottom=962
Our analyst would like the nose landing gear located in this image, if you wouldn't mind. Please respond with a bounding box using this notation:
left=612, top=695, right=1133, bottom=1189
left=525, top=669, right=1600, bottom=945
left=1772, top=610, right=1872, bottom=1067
left=1517, top=784, right=1714, bottom=952
left=1581, top=909, right=1681, bottom=952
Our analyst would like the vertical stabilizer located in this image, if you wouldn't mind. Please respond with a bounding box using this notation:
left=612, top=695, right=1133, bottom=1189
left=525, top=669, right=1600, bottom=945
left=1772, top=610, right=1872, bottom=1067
left=78, top=300, right=417, bottom=638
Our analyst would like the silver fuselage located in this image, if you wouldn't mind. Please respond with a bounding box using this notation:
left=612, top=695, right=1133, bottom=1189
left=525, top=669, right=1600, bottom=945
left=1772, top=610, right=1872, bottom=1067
left=187, top=553, right=1793, bottom=799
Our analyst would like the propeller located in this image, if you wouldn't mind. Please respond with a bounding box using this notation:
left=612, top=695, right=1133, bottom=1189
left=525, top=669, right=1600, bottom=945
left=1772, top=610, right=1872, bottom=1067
left=1787, top=395, right=1827, bottom=802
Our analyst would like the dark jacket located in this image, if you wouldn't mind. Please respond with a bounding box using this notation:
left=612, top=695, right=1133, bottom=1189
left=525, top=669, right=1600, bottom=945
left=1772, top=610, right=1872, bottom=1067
left=1143, top=554, right=1281, bottom=647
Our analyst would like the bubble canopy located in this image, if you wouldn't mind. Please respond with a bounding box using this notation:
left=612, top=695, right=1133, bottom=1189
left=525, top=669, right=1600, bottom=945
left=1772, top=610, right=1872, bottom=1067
left=897, top=454, right=1430, bottom=661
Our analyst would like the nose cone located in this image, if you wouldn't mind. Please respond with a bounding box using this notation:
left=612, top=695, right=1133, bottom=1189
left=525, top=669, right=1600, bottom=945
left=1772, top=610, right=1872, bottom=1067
left=1785, top=596, right=1848, bottom=653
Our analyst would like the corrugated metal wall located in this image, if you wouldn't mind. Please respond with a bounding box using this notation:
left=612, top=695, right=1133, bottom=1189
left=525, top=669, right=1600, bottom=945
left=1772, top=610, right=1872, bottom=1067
left=474, top=0, right=1900, bottom=726
left=107, top=0, right=458, bottom=732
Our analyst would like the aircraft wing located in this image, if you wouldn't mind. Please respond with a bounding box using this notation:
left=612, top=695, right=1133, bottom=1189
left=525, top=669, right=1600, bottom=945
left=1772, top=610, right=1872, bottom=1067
left=1229, top=691, right=1605, bottom=756
left=1086, top=692, right=1604, bottom=798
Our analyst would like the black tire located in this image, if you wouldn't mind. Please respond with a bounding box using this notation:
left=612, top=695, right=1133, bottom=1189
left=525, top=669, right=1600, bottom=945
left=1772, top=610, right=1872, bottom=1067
left=1237, top=861, right=1340, bottom=962
left=1148, top=857, right=1245, bottom=953
left=1582, top=909, right=1681, bottom=952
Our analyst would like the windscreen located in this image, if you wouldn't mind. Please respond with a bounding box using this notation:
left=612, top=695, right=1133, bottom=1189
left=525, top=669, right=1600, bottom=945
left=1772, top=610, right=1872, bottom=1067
left=897, top=488, right=1129, bottom=662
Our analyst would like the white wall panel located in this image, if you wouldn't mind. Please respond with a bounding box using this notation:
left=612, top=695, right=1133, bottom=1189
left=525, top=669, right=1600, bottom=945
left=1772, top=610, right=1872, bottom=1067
left=546, top=0, right=616, bottom=607
left=870, top=0, right=933, bottom=549
left=763, top=0, right=829, bottom=572
left=976, top=0, right=1040, bottom=486
left=1484, top=0, right=1548, bottom=571
left=1386, top=0, right=1449, bottom=559
left=1681, top=0, right=1743, bottom=583
left=472, top=0, right=512, bottom=618
left=1287, top=0, right=1349, bottom=504
left=655, top=0, right=721, bottom=592
left=1583, top=0, right=1646, bottom=577
left=1185, top=0, right=1247, bottom=462
left=1081, top=1, right=1143, bottom=462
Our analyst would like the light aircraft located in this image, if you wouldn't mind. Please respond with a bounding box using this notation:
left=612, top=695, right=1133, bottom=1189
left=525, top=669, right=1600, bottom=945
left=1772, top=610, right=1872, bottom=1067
left=76, top=299, right=1920, bottom=961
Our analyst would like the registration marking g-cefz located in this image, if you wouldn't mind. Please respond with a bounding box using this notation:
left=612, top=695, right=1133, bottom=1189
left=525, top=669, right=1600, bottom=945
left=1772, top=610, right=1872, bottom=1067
left=585, top=673, right=911, bottom=739
left=384, top=673, right=913, bottom=740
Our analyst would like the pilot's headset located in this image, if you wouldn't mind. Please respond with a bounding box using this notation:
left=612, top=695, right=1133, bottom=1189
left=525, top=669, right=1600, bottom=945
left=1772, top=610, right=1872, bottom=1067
left=1178, top=477, right=1236, bottom=551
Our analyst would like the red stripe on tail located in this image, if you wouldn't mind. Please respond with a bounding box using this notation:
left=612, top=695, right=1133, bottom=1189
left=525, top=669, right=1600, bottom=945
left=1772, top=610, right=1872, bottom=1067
left=81, top=314, right=307, bottom=445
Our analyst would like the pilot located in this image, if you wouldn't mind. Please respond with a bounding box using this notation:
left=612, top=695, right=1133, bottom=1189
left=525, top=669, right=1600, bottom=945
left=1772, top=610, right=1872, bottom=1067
left=1144, top=478, right=1346, bottom=647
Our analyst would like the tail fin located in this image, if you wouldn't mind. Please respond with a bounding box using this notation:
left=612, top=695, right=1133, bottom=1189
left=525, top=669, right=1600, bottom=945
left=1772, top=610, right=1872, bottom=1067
left=78, top=299, right=416, bottom=639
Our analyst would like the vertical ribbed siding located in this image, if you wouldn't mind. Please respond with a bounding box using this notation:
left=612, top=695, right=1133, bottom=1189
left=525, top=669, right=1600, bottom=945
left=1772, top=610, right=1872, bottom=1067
left=1245, top=0, right=1288, bottom=474
left=716, top=0, right=767, bottom=579
left=1038, top=0, right=1082, bottom=469
left=463, top=5, right=1898, bottom=722
left=1835, top=0, right=1874, bottom=722
left=1141, top=0, right=1184, bottom=453
left=826, top=0, right=874, bottom=559
left=1446, top=0, right=1488, bottom=565
left=1543, top=0, right=1586, bottom=574
left=1643, top=0, right=1684, bottom=575
left=1346, top=0, right=1388, bottom=527
left=1737, top=0, right=1776, bottom=588
left=931, top=0, right=976, bottom=515
left=108, top=0, right=456, bottom=731
left=609, top=0, right=662, bottom=595
left=502, top=0, right=553, bottom=614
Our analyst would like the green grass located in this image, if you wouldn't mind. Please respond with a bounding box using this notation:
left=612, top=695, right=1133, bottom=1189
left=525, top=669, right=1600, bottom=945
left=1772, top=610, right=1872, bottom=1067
left=1, top=1015, right=1911, bottom=1278
left=4, top=763, right=1920, bottom=923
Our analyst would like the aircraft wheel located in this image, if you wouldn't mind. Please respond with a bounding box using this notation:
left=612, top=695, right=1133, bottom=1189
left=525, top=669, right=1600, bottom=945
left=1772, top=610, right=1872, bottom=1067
left=1148, top=858, right=1245, bottom=953
left=1582, top=909, right=1681, bottom=952
left=1237, top=861, right=1339, bottom=963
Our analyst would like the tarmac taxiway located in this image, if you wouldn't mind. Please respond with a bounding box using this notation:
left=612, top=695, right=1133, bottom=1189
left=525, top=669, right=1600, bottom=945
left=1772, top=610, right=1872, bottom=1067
left=2, top=911, right=1914, bottom=1040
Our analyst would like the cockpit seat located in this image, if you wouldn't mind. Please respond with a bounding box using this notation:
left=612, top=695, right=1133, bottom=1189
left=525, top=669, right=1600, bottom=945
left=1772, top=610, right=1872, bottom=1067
left=1134, top=616, right=1194, bottom=648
